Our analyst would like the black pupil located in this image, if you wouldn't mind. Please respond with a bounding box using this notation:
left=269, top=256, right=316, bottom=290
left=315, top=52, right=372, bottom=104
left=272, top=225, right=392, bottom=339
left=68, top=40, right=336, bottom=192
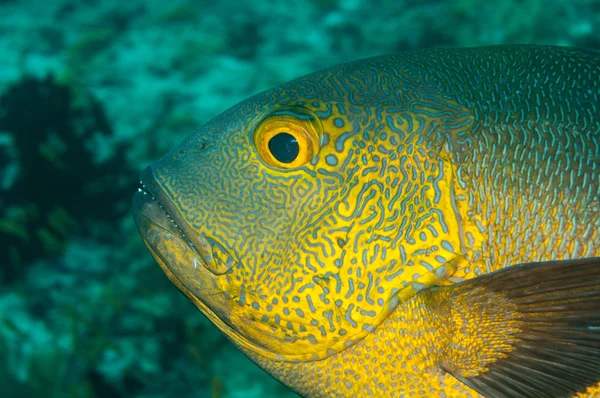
left=268, top=132, right=299, bottom=163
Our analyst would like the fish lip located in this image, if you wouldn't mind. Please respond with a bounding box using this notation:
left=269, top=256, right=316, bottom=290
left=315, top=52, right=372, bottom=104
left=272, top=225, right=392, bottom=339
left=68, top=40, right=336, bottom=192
left=133, top=183, right=240, bottom=337
left=135, top=166, right=215, bottom=270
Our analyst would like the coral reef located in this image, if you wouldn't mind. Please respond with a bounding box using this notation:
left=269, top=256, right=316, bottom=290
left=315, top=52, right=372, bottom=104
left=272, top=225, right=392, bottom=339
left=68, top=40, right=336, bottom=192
left=0, top=76, right=135, bottom=282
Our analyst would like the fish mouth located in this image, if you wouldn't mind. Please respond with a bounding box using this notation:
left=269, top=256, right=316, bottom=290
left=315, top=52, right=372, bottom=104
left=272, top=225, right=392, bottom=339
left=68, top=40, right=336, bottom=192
left=133, top=166, right=294, bottom=361
left=133, top=167, right=236, bottom=275
left=132, top=165, right=239, bottom=329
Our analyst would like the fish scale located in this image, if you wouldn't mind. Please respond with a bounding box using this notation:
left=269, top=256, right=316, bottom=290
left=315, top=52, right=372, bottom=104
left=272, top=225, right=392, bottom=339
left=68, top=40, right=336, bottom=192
left=134, top=45, right=600, bottom=397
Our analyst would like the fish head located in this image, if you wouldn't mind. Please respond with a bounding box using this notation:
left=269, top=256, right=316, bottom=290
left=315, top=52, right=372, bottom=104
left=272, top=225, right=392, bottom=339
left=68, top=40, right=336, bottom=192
left=133, top=61, right=466, bottom=362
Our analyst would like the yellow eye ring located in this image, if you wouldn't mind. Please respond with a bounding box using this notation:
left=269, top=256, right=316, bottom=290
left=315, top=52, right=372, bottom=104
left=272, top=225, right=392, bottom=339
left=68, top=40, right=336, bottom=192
left=252, top=106, right=322, bottom=169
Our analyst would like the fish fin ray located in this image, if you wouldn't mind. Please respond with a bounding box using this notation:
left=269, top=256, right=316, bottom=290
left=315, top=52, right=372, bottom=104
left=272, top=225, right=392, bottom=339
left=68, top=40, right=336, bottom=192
left=435, top=257, right=600, bottom=398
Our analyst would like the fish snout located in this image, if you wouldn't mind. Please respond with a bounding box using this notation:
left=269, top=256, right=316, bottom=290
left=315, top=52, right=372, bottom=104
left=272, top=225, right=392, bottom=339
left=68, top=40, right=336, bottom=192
left=135, top=165, right=237, bottom=276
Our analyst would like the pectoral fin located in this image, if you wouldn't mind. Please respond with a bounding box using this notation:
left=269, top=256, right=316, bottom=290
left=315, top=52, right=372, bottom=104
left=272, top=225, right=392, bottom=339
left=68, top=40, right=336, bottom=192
left=425, top=257, right=600, bottom=398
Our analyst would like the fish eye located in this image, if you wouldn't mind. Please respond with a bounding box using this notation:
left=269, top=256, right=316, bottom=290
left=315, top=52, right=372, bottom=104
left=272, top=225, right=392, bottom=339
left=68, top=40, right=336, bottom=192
left=268, top=132, right=299, bottom=163
left=253, top=106, right=322, bottom=169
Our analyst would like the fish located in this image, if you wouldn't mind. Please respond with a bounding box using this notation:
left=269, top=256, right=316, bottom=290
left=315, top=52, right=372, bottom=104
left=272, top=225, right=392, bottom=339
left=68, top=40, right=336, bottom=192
left=133, top=45, right=600, bottom=397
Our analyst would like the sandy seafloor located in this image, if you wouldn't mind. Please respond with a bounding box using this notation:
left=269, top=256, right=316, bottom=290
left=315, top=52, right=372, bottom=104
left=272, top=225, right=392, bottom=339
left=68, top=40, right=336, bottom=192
left=0, top=0, right=598, bottom=397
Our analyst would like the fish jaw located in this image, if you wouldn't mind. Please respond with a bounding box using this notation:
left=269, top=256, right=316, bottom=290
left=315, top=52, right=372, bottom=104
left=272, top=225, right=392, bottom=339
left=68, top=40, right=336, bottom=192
left=132, top=168, right=244, bottom=336
left=132, top=167, right=301, bottom=361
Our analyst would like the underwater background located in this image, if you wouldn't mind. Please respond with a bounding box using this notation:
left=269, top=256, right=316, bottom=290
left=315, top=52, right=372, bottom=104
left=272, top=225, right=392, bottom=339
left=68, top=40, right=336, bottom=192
left=0, top=0, right=599, bottom=397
